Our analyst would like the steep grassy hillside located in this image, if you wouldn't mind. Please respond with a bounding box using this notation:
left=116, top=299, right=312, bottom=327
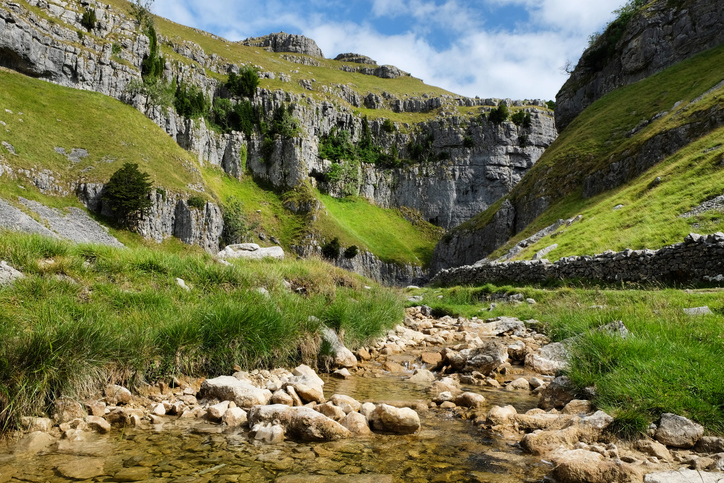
left=454, top=41, right=724, bottom=263
left=0, top=68, right=440, bottom=265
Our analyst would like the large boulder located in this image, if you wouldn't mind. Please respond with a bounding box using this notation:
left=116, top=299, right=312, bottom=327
left=218, top=243, right=284, bottom=261
left=525, top=341, right=569, bottom=375
left=0, top=260, right=24, bottom=287
left=553, top=449, right=642, bottom=483
left=247, top=405, right=351, bottom=442
left=459, top=341, right=509, bottom=374
left=320, top=327, right=357, bottom=368
left=368, top=404, right=420, bottom=434
left=476, top=317, right=526, bottom=336
left=538, top=376, right=576, bottom=410
left=199, top=376, right=272, bottom=409
left=655, top=413, right=704, bottom=448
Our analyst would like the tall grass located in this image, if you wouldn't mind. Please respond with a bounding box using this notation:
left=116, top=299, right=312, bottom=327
left=406, top=284, right=724, bottom=436
left=0, top=231, right=403, bottom=431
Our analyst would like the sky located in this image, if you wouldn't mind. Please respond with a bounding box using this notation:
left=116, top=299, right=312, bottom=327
left=153, top=0, right=630, bottom=101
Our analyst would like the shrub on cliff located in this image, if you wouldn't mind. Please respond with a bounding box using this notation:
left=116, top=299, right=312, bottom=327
left=321, top=237, right=341, bottom=259
left=344, top=245, right=359, bottom=259
left=102, top=163, right=153, bottom=228
left=81, top=8, right=97, bottom=31
left=488, top=105, right=509, bottom=124
left=227, top=67, right=260, bottom=99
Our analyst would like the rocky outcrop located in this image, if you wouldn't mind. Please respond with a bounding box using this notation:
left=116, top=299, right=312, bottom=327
left=556, top=0, right=724, bottom=131
left=77, top=184, right=223, bottom=253
left=432, top=232, right=724, bottom=286
left=334, top=53, right=377, bottom=65
left=218, top=243, right=284, bottom=260
left=240, top=32, right=324, bottom=58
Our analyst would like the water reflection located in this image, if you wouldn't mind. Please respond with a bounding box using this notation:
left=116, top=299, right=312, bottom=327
left=0, top=373, right=549, bottom=482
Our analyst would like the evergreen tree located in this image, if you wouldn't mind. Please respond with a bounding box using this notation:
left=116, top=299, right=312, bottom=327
left=102, top=163, right=153, bottom=228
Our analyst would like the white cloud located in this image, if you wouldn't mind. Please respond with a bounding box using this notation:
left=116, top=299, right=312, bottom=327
left=153, top=0, right=629, bottom=99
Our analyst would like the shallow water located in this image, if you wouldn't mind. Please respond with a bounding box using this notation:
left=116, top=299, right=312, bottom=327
left=0, top=372, right=550, bottom=482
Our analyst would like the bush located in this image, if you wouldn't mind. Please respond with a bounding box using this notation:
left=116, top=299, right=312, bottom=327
left=463, top=136, right=474, bottom=148
left=546, top=100, right=556, bottom=110
left=102, top=163, right=153, bottom=228
left=174, top=83, right=207, bottom=118
left=221, top=196, right=259, bottom=246
left=111, top=43, right=122, bottom=55
left=489, top=104, right=510, bottom=124
left=321, top=238, right=341, bottom=260
left=141, top=26, right=164, bottom=82
left=81, top=8, right=97, bottom=31
left=344, top=245, right=359, bottom=259
left=227, top=67, right=259, bottom=99
left=382, top=119, right=396, bottom=133
left=187, top=196, right=205, bottom=210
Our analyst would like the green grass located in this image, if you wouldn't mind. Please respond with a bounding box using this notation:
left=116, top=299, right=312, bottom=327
left=500, top=126, right=724, bottom=260
left=458, top=42, right=724, bottom=241
left=0, top=231, right=404, bottom=431
left=316, top=194, right=443, bottom=266
left=404, top=284, right=724, bottom=436
left=0, top=69, right=203, bottom=192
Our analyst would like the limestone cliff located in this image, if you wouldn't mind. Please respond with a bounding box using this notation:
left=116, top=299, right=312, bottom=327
left=240, top=32, right=324, bottom=58
left=0, top=0, right=557, bottom=277
left=432, top=0, right=724, bottom=275
left=556, top=0, right=724, bottom=131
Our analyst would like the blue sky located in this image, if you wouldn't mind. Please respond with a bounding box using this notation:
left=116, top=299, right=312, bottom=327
left=153, top=0, right=629, bottom=101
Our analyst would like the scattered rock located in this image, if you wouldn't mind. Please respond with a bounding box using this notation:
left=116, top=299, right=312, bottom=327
left=553, top=449, right=642, bottom=483
left=321, top=326, right=357, bottom=368
left=525, top=342, right=569, bottom=375
left=199, top=376, right=272, bottom=408
left=175, top=278, right=190, bottom=291
left=408, top=369, right=436, bottom=384
left=222, top=407, right=248, bottom=427
left=538, top=376, right=576, bottom=410
left=248, top=405, right=351, bottom=442
left=218, top=243, right=284, bottom=260
left=454, top=392, right=486, bottom=408
left=507, top=378, right=530, bottom=391
left=104, top=385, right=132, bottom=405
left=683, top=306, right=713, bottom=316
left=655, top=413, right=704, bottom=448
left=0, top=261, right=24, bottom=286
left=636, top=439, right=671, bottom=461
left=340, top=412, right=372, bottom=436
left=368, top=404, right=420, bottom=434
left=644, top=469, right=724, bottom=482
left=85, top=416, right=111, bottom=434
left=56, top=457, right=105, bottom=480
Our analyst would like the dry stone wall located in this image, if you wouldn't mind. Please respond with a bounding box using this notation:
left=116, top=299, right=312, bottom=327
left=431, top=233, right=724, bottom=287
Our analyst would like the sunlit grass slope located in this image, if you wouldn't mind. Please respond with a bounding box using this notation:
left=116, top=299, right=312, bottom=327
left=457, top=43, right=724, bottom=260
left=0, top=231, right=403, bottom=431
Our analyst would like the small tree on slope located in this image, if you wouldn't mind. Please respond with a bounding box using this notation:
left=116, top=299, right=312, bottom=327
left=102, top=162, right=153, bottom=229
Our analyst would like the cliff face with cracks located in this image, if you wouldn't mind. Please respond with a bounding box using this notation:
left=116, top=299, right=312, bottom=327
left=555, top=0, right=724, bottom=132
left=0, top=0, right=556, bottom=279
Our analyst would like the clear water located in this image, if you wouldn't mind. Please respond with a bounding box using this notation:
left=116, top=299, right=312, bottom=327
left=0, top=373, right=550, bottom=482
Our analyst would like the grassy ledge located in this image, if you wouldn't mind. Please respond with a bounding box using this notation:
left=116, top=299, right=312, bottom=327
left=0, top=231, right=403, bottom=431
left=405, top=284, right=724, bottom=437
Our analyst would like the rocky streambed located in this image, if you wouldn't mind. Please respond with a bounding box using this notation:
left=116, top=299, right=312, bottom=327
left=1, top=307, right=722, bottom=482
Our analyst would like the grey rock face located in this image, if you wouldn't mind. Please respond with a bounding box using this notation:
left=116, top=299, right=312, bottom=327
left=556, top=0, right=724, bottom=131
left=19, top=198, right=124, bottom=248
left=240, top=32, right=324, bottom=58
left=334, top=53, right=377, bottom=65
left=0, top=260, right=24, bottom=286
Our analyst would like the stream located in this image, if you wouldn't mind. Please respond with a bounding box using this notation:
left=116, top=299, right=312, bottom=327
left=0, top=370, right=551, bottom=483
